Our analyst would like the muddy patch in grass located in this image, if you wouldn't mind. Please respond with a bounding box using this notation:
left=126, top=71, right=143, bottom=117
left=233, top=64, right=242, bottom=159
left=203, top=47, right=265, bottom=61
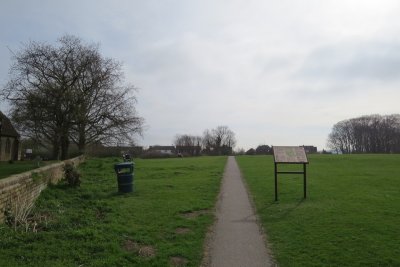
left=180, top=209, right=210, bottom=219
left=139, top=245, right=156, bottom=258
left=175, top=227, right=191, bottom=234
left=122, top=239, right=156, bottom=258
left=122, top=239, right=140, bottom=252
left=170, top=256, right=189, bottom=266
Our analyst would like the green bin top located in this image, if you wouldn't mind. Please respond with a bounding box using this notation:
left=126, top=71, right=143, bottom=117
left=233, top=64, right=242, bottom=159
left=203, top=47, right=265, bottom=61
left=114, top=162, right=134, bottom=174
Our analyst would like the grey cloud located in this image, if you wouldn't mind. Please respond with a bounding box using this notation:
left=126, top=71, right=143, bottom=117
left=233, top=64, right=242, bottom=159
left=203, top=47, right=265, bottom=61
left=298, top=42, right=400, bottom=81
left=3, top=1, right=400, bottom=151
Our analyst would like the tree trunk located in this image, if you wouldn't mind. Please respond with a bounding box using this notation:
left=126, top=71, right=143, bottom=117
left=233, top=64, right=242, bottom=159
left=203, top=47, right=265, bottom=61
left=52, top=140, right=60, bottom=160
left=60, top=135, right=69, bottom=160
left=78, top=128, right=86, bottom=154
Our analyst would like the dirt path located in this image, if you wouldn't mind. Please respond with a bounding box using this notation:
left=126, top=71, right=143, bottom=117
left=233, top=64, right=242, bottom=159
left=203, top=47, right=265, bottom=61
left=205, top=156, right=275, bottom=267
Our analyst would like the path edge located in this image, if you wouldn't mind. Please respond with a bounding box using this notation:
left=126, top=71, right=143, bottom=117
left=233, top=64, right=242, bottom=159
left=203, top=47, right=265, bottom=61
left=234, top=156, right=278, bottom=267
left=200, top=156, right=229, bottom=267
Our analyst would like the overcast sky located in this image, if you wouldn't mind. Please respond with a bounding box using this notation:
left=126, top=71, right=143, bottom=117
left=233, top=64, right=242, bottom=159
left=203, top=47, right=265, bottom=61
left=1, top=0, right=400, bottom=150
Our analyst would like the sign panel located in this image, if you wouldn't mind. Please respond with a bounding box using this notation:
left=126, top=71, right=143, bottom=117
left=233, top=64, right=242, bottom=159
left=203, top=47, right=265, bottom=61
left=273, top=146, right=308, bottom=163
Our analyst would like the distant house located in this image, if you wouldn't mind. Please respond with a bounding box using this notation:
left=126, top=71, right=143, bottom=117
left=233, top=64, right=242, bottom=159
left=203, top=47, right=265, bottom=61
left=0, top=111, right=21, bottom=161
left=302, top=145, right=317, bottom=153
left=176, top=145, right=201, bottom=156
left=148, top=146, right=175, bottom=155
left=86, top=143, right=143, bottom=157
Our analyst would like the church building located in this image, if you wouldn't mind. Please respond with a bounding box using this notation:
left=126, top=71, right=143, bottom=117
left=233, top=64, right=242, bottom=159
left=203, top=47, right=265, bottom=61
left=0, top=111, right=21, bottom=161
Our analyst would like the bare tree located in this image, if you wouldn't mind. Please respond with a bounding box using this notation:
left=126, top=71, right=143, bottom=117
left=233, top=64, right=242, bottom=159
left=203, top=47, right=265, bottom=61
left=223, top=127, right=237, bottom=149
left=1, top=35, right=143, bottom=159
left=202, top=129, right=214, bottom=154
left=67, top=40, right=143, bottom=153
left=201, top=126, right=236, bottom=155
left=211, top=126, right=236, bottom=155
left=174, top=126, right=236, bottom=156
left=327, top=114, right=400, bottom=154
left=3, top=37, right=78, bottom=159
left=173, top=134, right=195, bottom=147
left=173, top=134, right=202, bottom=156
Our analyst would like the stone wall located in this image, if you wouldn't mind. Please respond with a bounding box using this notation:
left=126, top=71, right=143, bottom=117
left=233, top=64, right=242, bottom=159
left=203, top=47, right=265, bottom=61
left=0, top=155, right=85, bottom=223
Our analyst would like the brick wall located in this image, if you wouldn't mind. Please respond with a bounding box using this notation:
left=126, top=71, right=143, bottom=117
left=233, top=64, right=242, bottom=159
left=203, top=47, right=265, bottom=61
left=0, top=155, right=85, bottom=223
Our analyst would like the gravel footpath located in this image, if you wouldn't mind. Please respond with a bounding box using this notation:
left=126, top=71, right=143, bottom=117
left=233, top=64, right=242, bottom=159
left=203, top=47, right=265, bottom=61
left=206, top=156, right=275, bottom=267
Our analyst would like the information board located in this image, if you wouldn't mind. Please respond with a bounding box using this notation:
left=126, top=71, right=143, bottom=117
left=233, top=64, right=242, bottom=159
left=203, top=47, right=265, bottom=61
left=272, top=146, right=309, bottom=201
left=273, top=146, right=308, bottom=164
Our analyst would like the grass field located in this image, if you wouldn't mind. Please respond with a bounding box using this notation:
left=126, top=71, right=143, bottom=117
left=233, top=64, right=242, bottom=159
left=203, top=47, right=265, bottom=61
left=0, top=156, right=227, bottom=267
left=0, top=160, right=48, bottom=179
left=236, top=154, right=400, bottom=267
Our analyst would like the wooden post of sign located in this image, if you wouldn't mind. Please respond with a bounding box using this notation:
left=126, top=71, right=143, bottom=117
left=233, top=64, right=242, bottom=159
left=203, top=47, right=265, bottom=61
left=274, top=162, right=278, bottom=201
left=272, top=146, right=309, bottom=201
left=303, top=163, right=307, bottom=199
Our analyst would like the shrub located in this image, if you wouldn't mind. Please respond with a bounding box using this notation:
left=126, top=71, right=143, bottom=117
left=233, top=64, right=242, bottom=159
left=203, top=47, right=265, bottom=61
left=63, top=163, right=81, bottom=187
left=245, top=148, right=256, bottom=155
left=4, top=193, right=35, bottom=232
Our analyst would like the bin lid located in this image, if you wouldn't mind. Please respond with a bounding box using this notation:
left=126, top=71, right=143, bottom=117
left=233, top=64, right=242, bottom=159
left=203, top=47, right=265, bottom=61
left=114, top=162, right=134, bottom=168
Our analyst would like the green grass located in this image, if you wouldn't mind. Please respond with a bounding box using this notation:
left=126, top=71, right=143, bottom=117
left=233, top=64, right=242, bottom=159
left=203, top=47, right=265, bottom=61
left=236, top=154, right=400, bottom=267
left=0, top=156, right=227, bottom=267
left=0, top=161, right=49, bottom=179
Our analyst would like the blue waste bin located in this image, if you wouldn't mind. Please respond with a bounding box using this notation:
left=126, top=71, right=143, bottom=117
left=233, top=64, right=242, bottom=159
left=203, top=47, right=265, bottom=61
left=114, top=162, right=134, bottom=193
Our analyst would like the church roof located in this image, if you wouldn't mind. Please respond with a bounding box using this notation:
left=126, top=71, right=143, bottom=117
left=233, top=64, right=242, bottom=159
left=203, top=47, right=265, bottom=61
left=0, top=111, right=20, bottom=137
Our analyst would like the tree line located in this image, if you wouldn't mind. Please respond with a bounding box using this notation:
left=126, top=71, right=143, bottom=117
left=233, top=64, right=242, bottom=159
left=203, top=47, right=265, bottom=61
left=1, top=35, right=144, bottom=160
left=173, top=126, right=236, bottom=156
left=327, top=114, right=400, bottom=154
left=242, top=145, right=272, bottom=155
